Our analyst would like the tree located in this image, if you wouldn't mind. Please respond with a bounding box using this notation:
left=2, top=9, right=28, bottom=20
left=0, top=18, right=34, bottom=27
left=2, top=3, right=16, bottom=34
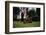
left=13, top=7, right=20, bottom=21
left=28, top=8, right=36, bottom=17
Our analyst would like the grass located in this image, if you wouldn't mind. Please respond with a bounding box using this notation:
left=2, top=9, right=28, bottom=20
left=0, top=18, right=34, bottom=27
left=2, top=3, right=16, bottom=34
left=13, top=21, right=40, bottom=28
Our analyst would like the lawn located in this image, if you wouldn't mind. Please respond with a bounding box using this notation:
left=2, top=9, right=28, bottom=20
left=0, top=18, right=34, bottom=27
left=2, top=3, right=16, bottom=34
left=13, top=21, right=40, bottom=28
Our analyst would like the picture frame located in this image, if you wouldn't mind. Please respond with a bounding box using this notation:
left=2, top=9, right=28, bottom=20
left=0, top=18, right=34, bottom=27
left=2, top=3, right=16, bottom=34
left=5, top=1, right=45, bottom=34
